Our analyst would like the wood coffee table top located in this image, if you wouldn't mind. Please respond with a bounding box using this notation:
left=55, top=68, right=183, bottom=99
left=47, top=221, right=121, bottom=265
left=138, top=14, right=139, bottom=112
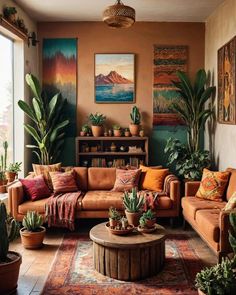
left=89, top=222, right=166, bottom=249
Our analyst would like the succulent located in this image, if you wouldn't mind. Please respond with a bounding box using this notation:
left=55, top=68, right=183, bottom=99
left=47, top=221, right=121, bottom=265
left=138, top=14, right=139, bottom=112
left=113, top=125, right=121, bottom=130
left=22, top=211, right=43, bottom=232
left=139, top=216, right=146, bottom=228
left=123, top=188, right=144, bottom=213
left=229, top=212, right=236, bottom=254
left=0, top=202, right=19, bottom=262
left=130, top=106, right=141, bottom=125
left=3, top=6, right=17, bottom=17
left=109, top=207, right=121, bottom=220
left=89, top=113, right=106, bottom=126
left=142, top=209, right=155, bottom=220
left=82, top=124, right=91, bottom=133
left=7, top=162, right=22, bottom=173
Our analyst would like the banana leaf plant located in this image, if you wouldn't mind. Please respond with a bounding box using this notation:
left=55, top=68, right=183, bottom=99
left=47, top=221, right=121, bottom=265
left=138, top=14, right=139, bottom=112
left=18, top=74, right=69, bottom=164
left=171, top=69, right=216, bottom=153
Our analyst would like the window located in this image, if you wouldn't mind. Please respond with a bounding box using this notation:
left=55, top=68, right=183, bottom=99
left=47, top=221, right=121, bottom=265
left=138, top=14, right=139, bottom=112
left=0, top=33, right=14, bottom=164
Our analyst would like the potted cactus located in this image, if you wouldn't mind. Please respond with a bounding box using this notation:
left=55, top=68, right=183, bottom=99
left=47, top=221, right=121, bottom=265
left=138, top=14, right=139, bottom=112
left=20, top=211, right=46, bottom=249
left=124, top=128, right=130, bottom=137
left=123, top=188, right=144, bottom=226
left=0, top=141, right=8, bottom=193
left=139, top=209, right=156, bottom=228
left=108, top=207, right=121, bottom=227
left=89, top=113, right=106, bottom=137
left=129, top=106, right=141, bottom=136
left=0, top=202, right=21, bottom=295
left=80, top=124, right=91, bottom=136
left=113, top=125, right=122, bottom=137
left=5, top=162, right=22, bottom=183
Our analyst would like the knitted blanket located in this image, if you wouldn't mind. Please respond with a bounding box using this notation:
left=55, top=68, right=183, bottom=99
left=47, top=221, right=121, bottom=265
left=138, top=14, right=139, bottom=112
left=46, top=192, right=82, bottom=231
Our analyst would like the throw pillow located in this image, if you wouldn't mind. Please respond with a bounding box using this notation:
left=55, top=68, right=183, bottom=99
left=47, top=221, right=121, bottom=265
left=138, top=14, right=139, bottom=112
left=112, top=169, right=141, bottom=192
left=49, top=170, right=78, bottom=193
left=223, top=191, right=236, bottom=211
left=20, top=175, right=51, bottom=201
left=32, top=163, right=61, bottom=190
left=139, top=165, right=169, bottom=192
left=196, top=168, right=230, bottom=202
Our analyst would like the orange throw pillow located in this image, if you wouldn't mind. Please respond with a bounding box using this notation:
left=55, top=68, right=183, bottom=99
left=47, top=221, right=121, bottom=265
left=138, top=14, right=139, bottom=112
left=49, top=170, right=78, bottom=193
left=33, top=163, right=61, bottom=190
left=140, top=165, right=169, bottom=192
left=196, top=168, right=230, bottom=202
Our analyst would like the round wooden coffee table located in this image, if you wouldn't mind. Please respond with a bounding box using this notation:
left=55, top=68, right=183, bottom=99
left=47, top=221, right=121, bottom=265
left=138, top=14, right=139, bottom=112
left=89, top=222, right=166, bottom=281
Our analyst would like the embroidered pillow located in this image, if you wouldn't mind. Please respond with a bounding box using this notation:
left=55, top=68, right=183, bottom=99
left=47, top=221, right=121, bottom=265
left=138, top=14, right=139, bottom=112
left=139, top=165, right=169, bottom=192
left=49, top=170, right=78, bottom=193
left=112, top=169, right=141, bottom=192
left=20, top=175, right=51, bottom=201
left=32, top=163, right=61, bottom=190
left=223, top=191, right=236, bottom=211
left=196, top=168, right=230, bottom=202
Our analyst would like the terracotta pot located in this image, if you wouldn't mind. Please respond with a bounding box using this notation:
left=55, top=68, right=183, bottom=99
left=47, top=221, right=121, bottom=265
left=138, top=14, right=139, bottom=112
left=109, top=218, right=119, bottom=227
left=80, top=131, right=85, bottom=136
left=0, top=185, right=7, bottom=193
left=124, top=131, right=130, bottom=137
left=129, top=124, right=139, bottom=136
left=198, top=289, right=206, bottom=295
left=113, top=130, right=122, bottom=137
left=125, top=210, right=142, bottom=227
left=0, top=251, right=22, bottom=295
left=145, top=218, right=156, bottom=228
left=91, top=125, right=103, bottom=137
left=5, top=171, right=16, bottom=183
left=20, top=226, right=46, bottom=249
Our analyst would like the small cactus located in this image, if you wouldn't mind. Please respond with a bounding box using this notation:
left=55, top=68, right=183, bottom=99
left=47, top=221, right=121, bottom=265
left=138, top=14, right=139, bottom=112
left=108, top=207, right=121, bottom=220
left=123, top=188, right=144, bottom=213
left=0, top=202, right=19, bottom=262
left=130, top=106, right=141, bottom=125
left=22, top=211, right=43, bottom=232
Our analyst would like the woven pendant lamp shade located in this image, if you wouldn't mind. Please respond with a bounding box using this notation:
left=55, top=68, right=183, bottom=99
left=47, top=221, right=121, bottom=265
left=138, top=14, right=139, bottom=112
left=103, top=0, right=135, bottom=28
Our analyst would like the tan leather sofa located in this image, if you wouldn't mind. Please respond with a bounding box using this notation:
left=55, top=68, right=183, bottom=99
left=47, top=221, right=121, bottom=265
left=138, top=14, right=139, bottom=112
left=8, top=167, right=181, bottom=222
left=182, top=168, right=236, bottom=261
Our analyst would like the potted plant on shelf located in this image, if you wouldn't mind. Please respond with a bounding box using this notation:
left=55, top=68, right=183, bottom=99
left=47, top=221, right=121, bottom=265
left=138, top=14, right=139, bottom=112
left=5, top=162, right=22, bottom=183
left=80, top=124, right=91, bottom=136
left=0, top=202, right=21, bottom=295
left=123, top=188, right=144, bottom=226
left=129, top=106, right=141, bottom=136
left=20, top=211, right=46, bottom=249
left=108, top=207, right=121, bottom=227
left=113, top=125, right=122, bottom=137
left=124, top=128, right=130, bottom=137
left=3, top=6, right=17, bottom=23
left=88, top=113, right=106, bottom=137
left=139, top=209, right=156, bottom=228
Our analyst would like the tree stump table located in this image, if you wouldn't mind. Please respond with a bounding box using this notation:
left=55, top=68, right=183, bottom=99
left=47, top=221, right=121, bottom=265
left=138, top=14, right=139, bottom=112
left=89, top=222, right=166, bottom=281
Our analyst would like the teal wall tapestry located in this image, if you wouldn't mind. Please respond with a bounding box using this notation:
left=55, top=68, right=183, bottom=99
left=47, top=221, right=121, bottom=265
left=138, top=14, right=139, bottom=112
left=42, top=38, right=77, bottom=166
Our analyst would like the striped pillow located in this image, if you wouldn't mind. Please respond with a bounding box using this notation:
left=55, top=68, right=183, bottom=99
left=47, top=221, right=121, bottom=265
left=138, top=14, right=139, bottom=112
left=112, top=169, right=141, bottom=192
left=49, top=170, right=78, bottom=193
left=33, top=163, right=61, bottom=190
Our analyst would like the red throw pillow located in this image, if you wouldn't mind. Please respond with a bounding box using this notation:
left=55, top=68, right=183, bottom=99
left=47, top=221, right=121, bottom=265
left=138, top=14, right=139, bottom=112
left=112, top=169, right=141, bottom=192
left=49, top=170, right=78, bottom=193
left=20, top=175, right=51, bottom=201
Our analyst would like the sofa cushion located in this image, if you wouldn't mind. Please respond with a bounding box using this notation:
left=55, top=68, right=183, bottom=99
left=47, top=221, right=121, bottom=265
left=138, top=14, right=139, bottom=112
left=82, top=190, right=123, bottom=210
left=32, top=163, right=61, bottom=190
left=112, top=169, right=141, bottom=192
left=88, top=168, right=116, bottom=190
left=195, top=209, right=221, bottom=243
left=73, top=167, right=88, bottom=191
left=182, top=197, right=226, bottom=219
left=50, top=171, right=78, bottom=193
left=226, top=168, right=236, bottom=201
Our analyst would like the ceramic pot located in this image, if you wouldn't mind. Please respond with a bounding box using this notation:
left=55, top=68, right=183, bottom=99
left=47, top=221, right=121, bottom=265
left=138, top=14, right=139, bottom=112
left=5, top=171, right=16, bottom=183
left=0, top=251, right=22, bottom=295
left=80, top=131, right=85, bottom=136
left=129, top=124, right=139, bottom=136
left=20, top=226, right=46, bottom=249
left=91, top=125, right=103, bottom=137
left=125, top=210, right=142, bottom=227
left=113, top=130, right=122, bottom=137
left=124, top=131, right=130, bottom=137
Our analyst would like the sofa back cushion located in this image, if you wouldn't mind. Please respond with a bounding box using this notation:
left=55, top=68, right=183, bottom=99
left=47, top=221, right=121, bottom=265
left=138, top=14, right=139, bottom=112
left=226, top=168, right=236, bottom=201
left=73, top=167, right=88, bottom=191
left=88, top=167, right=116, bottom=190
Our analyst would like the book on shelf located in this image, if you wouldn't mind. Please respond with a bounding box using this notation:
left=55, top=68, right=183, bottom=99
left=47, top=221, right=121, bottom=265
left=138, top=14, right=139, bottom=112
left=91, top=158, right=106, bottom=167
left=112, top=158, right=126, bottom=168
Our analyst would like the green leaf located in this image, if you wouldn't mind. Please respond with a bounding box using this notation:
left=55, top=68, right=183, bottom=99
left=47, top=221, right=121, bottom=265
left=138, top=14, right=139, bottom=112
left=24, top=124, right=41, bottom=144
left=32, top=150, right=41, bottom=162
left=48, top=93, right=60, bottom=121
left=18, top=100, right=38, bottom=123
left=26, top=144, right=39, bottom=149
left=50, top=120, right=69, bottom=143
left=25, top=74, right=41, bottom=100
left=194, top=69, right=206, bottom=98
left=32, top=98, right=42, bottom=121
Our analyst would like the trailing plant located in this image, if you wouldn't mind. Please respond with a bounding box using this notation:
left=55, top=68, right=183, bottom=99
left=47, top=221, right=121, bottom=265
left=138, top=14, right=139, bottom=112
left=229, top=212, right=236, bottom=254
left=123, top=188, right=144, bottom=213
left=170, top=69, right=215, bottom=153
left=130, top=106, right=141, bottom=125
left=0, top=202, right=20, bottom=262
left=164, top=138, right=211, bottom=180
left=22, top=211, right=43, bottom=232
left=88, top=113, right=106, bottom=126
left=7, top=162, right=22, bottom=173
left=108, top=207, right=121, bottom=220
left=18, top=74, right=69, bottom=164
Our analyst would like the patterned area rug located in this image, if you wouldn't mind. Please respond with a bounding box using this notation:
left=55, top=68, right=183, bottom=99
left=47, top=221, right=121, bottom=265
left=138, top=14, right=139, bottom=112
left=43, top=233, right=203, bottom=295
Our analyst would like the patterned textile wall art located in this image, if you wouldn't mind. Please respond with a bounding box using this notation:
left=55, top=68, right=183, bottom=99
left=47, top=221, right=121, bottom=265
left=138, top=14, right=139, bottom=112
left=42, top=38, right=77, bottom=165
left=153, top=45, right=188, bottom=125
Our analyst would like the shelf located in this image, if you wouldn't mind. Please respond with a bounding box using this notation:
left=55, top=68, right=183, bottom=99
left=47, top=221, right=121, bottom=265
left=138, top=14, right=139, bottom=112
left=76, top=136, right=148, bottom=141
left=78, top=152, right=146, bottom=156
left=0, top=16, right=28, bottom=41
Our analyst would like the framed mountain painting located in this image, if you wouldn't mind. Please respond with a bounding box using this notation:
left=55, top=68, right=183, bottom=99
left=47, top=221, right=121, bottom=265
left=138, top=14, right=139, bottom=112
left=95, top=53, right=135, bottom=103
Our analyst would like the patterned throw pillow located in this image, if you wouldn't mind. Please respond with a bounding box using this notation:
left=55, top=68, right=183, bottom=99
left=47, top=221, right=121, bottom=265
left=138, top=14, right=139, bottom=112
left=111, top=169, right=141, bottom=192
left=20, top=175, right=51, bottom=201
left=139, top=165, right=169, bottom=192
left=196, top=168, right=230, bottom=202
left=49, top=170, right=78, bottom=193
left=33, top=163, right=61, bottom=190
left=223, top=191, right=236, bottom=211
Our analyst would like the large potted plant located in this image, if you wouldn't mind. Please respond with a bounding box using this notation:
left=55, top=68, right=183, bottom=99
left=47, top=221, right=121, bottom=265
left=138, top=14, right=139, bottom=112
left=123, top=188, right=144, bottom=226
left=18, top=74, right=69, bottom=165
left=5, top=162, right=22, bottom=183
left=89, top=113, right=106, bottom=137
left=0, top=202, right=21, bottom=295
left=129, top=106, right=141, bottom=136
left=20, top=211, right=46, bottom=249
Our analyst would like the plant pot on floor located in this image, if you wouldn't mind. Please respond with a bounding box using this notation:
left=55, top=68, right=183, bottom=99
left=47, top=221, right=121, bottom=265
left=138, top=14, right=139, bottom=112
left=125, top=210, right=141, bottom=227
left=91, top=125, right=103, bottom=137
left=0, top=251, right=22, bottom=295
left=129, top=124, right=139, bottom=136
left=20, top=226, right=46, bottom=249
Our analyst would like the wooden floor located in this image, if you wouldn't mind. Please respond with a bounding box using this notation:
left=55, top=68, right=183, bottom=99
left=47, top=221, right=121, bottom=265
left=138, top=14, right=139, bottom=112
left=10, top=219, right=217, bottom=295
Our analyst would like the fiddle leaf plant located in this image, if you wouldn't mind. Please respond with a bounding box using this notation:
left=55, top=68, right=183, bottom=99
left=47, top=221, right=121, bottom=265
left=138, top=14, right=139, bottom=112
left=18, top=74, right=69, bottom=164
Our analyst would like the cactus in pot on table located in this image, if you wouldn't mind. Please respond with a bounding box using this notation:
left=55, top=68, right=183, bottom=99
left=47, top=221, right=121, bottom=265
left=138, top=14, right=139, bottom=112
left=108, top=207, right=121, bottom=227
left=139, top=209, right=156, bottom=229
left=123, top=188, right=144, bottom=226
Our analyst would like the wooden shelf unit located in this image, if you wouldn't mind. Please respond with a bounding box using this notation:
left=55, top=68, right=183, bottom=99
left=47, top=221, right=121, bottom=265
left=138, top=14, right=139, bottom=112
left=75, top=136, right=149, bottom=168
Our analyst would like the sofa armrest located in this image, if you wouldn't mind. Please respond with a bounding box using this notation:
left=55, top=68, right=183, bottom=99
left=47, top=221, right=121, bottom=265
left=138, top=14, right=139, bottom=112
left=185, top=181, right=201, bottom=196
left=170, top=180, right=181, bottom=207
left=8, top=181, right=24, bottom=219
left=219, top=209, right=236, bottom=253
